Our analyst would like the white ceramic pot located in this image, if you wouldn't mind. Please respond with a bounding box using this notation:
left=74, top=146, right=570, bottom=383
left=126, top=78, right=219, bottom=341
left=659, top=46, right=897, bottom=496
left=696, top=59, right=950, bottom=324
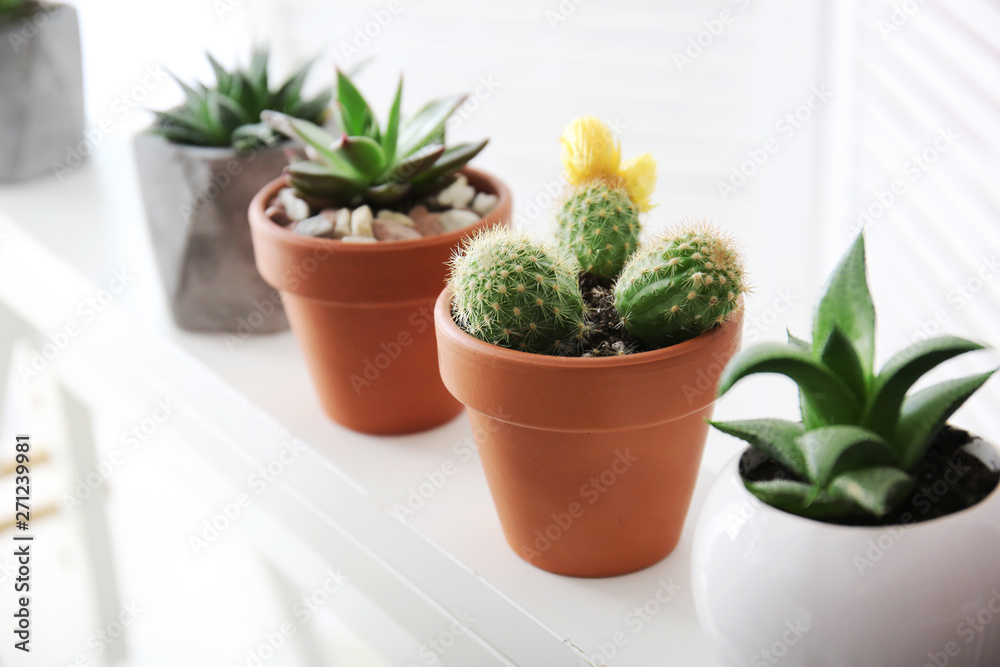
left=692, top=435, right=1000, bottom=667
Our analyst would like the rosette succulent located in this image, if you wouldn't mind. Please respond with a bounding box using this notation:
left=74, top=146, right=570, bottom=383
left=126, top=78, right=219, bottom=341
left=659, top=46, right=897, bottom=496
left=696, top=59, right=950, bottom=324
left=712, top=233, right=995, bottom=520
left=264, top=69, right=488, bottom=208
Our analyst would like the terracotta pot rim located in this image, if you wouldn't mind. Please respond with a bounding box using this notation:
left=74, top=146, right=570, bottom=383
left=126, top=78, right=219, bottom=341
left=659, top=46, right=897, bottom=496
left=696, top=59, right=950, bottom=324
left=730, top=434, right=1000, bottom=533
left=248, top=166, right=512, bottom=254
left=435, top=287, right=745, bottom=370
left=134, top=131, right=292, bottom=159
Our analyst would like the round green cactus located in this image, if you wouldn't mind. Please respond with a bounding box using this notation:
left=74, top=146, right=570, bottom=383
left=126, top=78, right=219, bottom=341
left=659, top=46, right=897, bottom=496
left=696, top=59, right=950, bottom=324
left=450, top=228, right=587, bottom=355
left=556, top=183, right=640, bottom=280
left=614, top=224, right=745, bottom=347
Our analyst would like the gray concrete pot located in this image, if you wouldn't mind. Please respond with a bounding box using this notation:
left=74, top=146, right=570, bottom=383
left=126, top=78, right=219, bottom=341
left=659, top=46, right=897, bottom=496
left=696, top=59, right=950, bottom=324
left=133, top=133, right=290, bottom=333
left=0, top=3, right=85, bottom=182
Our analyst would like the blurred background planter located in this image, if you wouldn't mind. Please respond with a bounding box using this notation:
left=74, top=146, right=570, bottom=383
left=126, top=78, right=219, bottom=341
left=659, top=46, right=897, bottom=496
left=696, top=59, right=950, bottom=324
left=0, top=3, right=85, bottom=182
left=133, top=133, right=290, bottom=333
left=248, top=168, right=511, bottom=435
left=692, top=435, right=1000, bottom=667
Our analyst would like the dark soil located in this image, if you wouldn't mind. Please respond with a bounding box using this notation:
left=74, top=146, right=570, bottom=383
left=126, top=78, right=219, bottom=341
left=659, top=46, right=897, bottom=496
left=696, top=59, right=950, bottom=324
left=577, top=273, right=649, bottom=357
left=741, top=425, right=1000, bottom=526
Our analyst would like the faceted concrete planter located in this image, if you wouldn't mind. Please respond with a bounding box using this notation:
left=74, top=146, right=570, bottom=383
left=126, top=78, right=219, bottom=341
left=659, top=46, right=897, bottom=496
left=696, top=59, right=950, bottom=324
left=134, top=133, right=291, bottom=333
left=0, top=4, right=85, bottom=182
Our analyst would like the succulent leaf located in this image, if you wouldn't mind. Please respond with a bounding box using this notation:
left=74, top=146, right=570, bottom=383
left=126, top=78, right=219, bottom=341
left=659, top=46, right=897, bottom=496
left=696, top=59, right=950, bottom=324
left=717, top=343, right=861, bottom=425
left=744, top=480, right=855, bottom=519
left=796, top=426, right=894, bottom=488
left=863, top=336, right=985, bottom=441
left=828, top=467, right=913, bottom=517
left=709, top=419, right=807, bottom=478
left=813, top=234, right=876, bottom=380
left=820, top=325, right=867, bottom=402
left=150, top=50, right=330, bottom=150
left=398, top=95, right=466, bottom=157
left=893, top=370, right=996, bottom=469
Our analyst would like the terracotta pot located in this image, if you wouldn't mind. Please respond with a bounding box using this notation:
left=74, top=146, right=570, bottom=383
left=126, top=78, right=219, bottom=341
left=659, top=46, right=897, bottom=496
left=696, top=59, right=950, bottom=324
left=435, top=290, right=744, bottom=577
left=249, top=168, right=511, bottom=435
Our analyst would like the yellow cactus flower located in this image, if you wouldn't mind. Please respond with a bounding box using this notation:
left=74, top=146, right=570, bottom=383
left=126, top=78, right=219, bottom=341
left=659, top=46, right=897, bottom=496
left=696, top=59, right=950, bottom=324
left=559, top=116, right=657, bottom=212
left=619, top=153, right=657, bottom=212
left=560, top=117, right=621, bottom=186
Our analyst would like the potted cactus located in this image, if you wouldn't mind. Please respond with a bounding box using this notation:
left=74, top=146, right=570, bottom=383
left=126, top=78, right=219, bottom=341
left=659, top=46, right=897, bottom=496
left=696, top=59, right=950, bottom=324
left=0, top=0, right=84, bottom=182
left=692, top=233, right=1000, bottom=666
left=247, top=69, right=510, bottom=435
left=434, top=117, right=747, bottom=577
left=134, top=49, right=330, bottom=332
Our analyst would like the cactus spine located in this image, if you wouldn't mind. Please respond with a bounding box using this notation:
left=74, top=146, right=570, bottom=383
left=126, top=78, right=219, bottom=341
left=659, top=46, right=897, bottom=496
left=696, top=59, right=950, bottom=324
left=556, top=183, right=640, bottom=280
left=614, top=224, right=745, bottom=347
left=450, top=228, right=587, bottom=355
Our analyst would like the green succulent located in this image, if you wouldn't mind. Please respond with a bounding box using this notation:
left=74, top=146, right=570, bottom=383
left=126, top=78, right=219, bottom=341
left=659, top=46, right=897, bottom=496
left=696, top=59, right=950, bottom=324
left=712, top=233, right=995, bottom=520
left=0, top=0, right=37, bottom=19
left=263, top=69, right=488, bottom=208
left=150, top=49, right=331, bottom=152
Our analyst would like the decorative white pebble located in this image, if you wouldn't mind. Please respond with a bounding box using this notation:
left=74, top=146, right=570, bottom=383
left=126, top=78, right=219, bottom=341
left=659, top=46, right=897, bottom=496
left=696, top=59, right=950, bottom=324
left=350, top=205, right=374, bottom=237
left=435, top=177, right=476, bottom=210
left=440, top=208, right=482, bottom=232
left=377, top=210, right=415, bottom=227
left=277, top=188, right=310, bottom=222
left=342, top=235, right=378, bottom=243
left=334, top=208, right=352, bottom=239
left=292, top=214, right=334, bottom=237
left=471, top=192, right=498, bottom=217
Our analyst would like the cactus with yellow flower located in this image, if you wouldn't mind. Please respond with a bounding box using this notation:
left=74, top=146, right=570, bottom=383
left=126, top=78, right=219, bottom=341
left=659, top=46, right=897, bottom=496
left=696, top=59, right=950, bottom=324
left=449, top=116, right=746, bottom=354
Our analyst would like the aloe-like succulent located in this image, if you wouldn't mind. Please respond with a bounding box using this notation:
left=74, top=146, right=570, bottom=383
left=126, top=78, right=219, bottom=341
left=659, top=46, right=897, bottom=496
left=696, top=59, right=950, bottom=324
left=712, top=233, right=995, bottom=520
left=150, top=49, right=331, bottom=152
left=264, top=70, right=488, bottom=209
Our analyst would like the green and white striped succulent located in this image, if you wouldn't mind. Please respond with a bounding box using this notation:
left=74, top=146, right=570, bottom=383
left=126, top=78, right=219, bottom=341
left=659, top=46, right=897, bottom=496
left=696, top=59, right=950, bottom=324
left=263, top=69, right=488, bottom=208
left=150, top=49, right=331, bottom=152
left=712, top=233, right=995, bottom=520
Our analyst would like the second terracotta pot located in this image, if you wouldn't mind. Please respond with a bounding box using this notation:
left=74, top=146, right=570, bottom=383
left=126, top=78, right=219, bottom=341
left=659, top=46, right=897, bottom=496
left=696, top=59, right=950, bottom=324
left=249, top=168, right=510, bottom=435
left=435, top=290, right=744, bottom=577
